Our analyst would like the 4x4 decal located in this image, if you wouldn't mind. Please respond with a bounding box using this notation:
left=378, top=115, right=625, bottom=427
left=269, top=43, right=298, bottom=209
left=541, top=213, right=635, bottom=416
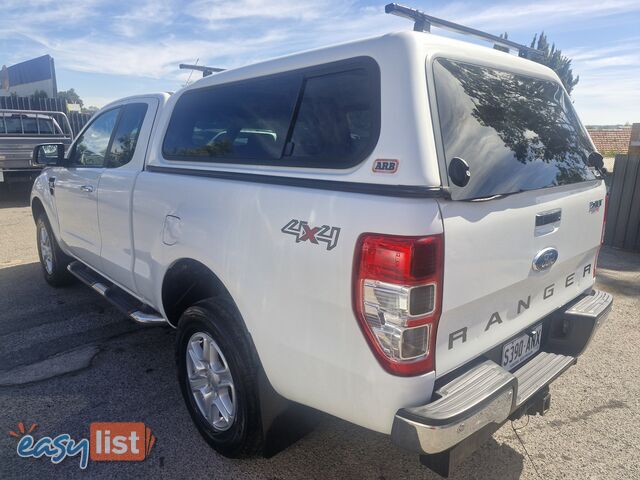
left=281, top=219, right=341, bottom=251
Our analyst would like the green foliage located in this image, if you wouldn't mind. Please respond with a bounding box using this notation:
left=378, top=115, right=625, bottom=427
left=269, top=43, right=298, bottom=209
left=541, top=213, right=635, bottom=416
left=82, top=105, right=99, bottom=114
left=530, top=32, right=579, bottom=94
left=498, top=32, right=579, bottom=95
left=30, top=89, right=48, bottom=100
left=57, top=88, right=84, bottom=107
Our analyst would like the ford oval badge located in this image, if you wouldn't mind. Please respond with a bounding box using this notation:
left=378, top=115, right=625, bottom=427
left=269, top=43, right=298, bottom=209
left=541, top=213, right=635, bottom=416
left=532, top=247, right=559, bottom=272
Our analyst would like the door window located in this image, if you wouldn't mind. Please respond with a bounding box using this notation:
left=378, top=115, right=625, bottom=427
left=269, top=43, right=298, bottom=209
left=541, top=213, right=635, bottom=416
left=69, top=108, right=120, bottom=167
left=106, top=103, right=148, bottom=168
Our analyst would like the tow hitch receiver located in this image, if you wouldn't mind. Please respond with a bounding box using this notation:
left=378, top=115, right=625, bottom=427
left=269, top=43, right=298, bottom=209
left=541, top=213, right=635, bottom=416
left=510, top=387, right=551, bottom=421
left=528, top=388, right=551, bottom=417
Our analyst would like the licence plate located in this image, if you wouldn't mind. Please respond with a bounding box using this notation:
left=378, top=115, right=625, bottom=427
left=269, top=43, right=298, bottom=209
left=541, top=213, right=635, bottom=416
left=502, top=324, right=542, bottom=371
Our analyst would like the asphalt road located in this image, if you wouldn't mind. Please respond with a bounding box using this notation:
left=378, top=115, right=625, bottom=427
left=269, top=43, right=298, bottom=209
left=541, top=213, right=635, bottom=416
left=1, top=184, right=639, bottom=479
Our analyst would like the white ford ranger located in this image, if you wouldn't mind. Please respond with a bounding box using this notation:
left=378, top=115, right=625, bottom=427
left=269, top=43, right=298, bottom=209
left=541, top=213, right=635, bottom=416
left=30, top=5, right=612, bottom=475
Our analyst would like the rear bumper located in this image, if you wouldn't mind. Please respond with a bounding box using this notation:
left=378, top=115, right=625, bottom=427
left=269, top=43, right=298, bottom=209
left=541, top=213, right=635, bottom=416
left=391, top=288, right=612, bottom=456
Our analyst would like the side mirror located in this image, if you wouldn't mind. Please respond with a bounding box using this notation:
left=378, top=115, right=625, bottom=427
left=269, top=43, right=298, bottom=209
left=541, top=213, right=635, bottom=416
left=587, top=151, right=604, bottom=171
left=32, top=143, right=65, bottom=167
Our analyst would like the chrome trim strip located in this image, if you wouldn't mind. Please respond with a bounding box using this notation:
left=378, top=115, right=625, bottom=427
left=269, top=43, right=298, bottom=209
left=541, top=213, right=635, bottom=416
left=130, top=310, right=166, bottom=325
left=393, top=388, right=514, bottom=454
left=91, top=282, right=109, bottom=296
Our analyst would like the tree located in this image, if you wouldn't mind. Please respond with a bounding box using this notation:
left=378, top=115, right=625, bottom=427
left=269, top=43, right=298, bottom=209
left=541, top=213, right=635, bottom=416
left=530, top=32, right=579, bottom=94
left=82, top=105, right=99, bottom=114
left=498, top=32, right=579, bottom=94
left=57, top=88, right=83, bottom=107
left=30, top=89, right=48, bottom=101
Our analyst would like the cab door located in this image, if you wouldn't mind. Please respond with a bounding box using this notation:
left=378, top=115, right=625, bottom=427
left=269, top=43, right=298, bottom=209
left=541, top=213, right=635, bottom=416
left=97, top=98, right=159, bottom=291
left=54, top=107, right=121, bottom=269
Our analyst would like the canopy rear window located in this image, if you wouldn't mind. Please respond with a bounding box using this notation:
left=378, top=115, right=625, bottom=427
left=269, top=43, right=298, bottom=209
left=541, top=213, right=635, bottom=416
left=433, top=58, right=597, bottom=200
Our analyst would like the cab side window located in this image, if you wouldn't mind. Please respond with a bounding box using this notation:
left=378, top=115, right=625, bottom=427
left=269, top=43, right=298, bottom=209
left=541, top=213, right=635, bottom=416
left=69, top=108, right=120, bottom=167
left=106, top=103, right=148, bottom=168
left=162, top=57, right=380, bottom=169
left=288, top=68, right=376, bottom=167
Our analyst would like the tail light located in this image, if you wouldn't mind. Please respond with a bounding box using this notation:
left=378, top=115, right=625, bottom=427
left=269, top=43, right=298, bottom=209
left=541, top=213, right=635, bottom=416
left=353, top=233, right=443, bottom=376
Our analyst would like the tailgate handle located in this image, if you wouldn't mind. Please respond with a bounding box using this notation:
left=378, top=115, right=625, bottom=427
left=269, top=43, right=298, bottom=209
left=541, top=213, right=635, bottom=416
left=536, top=209, right=562, bottom=226
left=535, top=209, right=562, bottom=236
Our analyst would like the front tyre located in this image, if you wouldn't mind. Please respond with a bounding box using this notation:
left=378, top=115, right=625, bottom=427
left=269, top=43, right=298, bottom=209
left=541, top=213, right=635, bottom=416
left=176, top=298, right=263, bottom=457
left=35, top=215, right=74, bottom=287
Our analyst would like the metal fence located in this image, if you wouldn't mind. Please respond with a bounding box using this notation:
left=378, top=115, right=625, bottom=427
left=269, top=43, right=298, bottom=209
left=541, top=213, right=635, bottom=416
left=604, top=123, right=640, bottom=252
left=0, top=95, right=92, bottom=137
left=67, top=112, right=91, bottom=137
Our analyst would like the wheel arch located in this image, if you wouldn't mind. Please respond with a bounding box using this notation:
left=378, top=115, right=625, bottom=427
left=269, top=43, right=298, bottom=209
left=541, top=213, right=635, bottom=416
left=161, top=258, right=238, bottom=328
left=31, top=196, right=46, bottom=222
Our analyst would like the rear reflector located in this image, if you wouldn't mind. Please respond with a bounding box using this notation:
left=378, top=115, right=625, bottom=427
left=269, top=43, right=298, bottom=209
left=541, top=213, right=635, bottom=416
left=354, top=234, right=443, bottom=376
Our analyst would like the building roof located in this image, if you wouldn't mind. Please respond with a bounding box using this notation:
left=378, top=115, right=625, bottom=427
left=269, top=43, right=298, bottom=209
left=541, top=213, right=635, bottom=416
left=586, top=126, right=632, bottom=157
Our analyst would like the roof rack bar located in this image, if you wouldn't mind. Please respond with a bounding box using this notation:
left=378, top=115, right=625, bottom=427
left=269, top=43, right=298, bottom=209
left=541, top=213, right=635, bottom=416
left=179, top=63, right=226, bottom=77
left=385, top=3, right=543, bottom=59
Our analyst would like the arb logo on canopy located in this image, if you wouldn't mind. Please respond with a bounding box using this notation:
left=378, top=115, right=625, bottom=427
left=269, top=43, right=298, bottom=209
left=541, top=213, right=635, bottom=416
left=90, top=422, right=155, bottom=461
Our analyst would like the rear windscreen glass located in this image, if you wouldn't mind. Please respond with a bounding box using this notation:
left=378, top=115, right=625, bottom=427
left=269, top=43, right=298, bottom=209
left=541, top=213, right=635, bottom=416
left=433, top=58, right=597, bottom=200
left=38, top=118, right=55, bottom=134
left=4, top=117, right=22, bottom=134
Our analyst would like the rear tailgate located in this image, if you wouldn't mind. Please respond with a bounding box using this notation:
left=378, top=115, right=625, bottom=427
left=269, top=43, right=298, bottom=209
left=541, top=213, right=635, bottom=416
left=429, top=57, right=606, bottom=376
left=435, top=182, right=606, bottom=375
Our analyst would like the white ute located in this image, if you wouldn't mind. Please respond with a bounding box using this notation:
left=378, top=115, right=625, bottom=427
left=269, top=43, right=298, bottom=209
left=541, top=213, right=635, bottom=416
left=30, top=4, right=612, bottom=475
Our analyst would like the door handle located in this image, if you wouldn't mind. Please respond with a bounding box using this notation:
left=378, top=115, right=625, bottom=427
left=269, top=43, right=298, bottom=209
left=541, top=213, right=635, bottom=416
left=80, top=185, right=95, bottom=193
left=48, top=177, right=56, bottom=195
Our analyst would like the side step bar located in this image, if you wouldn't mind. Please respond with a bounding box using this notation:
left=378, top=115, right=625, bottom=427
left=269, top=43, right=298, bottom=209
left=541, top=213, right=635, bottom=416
left=67, top=261, right=166, bottom=326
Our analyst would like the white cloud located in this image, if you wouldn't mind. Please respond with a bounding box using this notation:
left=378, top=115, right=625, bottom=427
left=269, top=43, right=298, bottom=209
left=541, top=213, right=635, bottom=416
left=16, top=32, right=290, bottom=78
left=453, top=0, right=640, bottom=30
left=110, top=1, right=175, bottom=38
left=564, top=40, right=640, bottom=124
left=0, top=0, right=103, bottom=26
left=186, top=0, right=332, bottom=21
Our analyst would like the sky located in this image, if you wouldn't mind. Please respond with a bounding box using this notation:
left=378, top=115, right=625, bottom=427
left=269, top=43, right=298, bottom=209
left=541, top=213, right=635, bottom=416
left=1, top=0, right=639, bottom=125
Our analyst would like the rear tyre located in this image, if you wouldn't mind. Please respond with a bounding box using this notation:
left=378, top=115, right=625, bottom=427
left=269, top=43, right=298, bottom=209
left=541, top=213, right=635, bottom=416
left=176, top=297, right=263, bottom=457
left=35, top=215, right=74, bottom=287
